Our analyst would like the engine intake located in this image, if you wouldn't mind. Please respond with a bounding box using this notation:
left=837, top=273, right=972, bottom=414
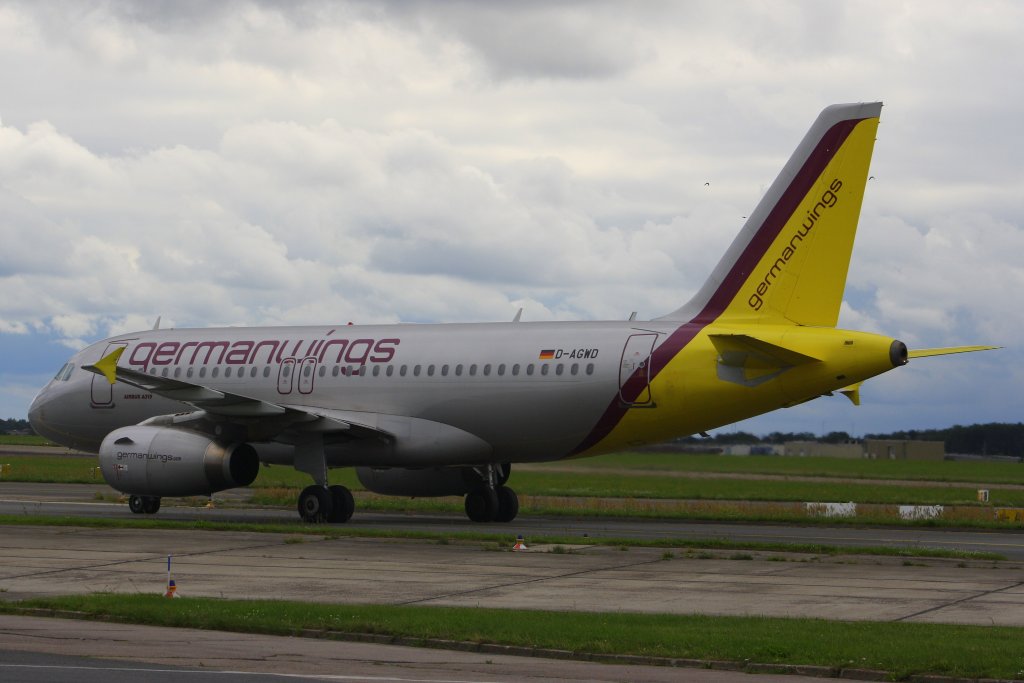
left=99, top=426, right=259, bottom=496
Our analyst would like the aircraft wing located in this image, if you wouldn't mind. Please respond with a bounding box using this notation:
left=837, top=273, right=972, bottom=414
left=81, top=347, right=389, bottom=440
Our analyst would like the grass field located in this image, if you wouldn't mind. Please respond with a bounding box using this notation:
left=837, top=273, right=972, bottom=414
left=4, top=453, right=1021, bottom=506
left=532, top=451, right=1024, bottom=484
left=6, top=594, right=1024, bottom=680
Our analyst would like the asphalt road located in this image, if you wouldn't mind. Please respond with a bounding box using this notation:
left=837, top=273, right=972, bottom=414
left=1, top=481, right=1023, bottom=559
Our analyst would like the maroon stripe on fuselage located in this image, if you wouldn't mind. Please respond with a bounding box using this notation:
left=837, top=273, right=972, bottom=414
left=568, top=117, right=865, bottom=456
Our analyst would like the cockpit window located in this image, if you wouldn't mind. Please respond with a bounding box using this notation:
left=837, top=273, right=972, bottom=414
left=53, top=363, right=75, bottom=381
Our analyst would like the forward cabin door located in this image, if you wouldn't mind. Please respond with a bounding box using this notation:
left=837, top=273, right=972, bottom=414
left=90, top=342, right=129, bottom=408
left=619, top=333, right=657, bottom=406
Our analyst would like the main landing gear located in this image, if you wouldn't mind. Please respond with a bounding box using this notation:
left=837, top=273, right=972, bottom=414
left=128, top=495, right=161, bottom=515
left=297, top=484, right=355, bottom=524
left=464, top=463, right=518, bottom=523
left=293, top=434, right=355, bottom=524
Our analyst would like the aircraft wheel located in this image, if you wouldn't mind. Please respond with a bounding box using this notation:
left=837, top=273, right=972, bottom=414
left=128, top=495, right=145, bottom=514
left=494, top=486, right=519, bottom=523
left=327, top=485, right=355, bottom=523
left=142, top=496, right=161, bottom=514
left=297, top=485, right=333, bottom=523
left=465, top=487, right=498, bottom=523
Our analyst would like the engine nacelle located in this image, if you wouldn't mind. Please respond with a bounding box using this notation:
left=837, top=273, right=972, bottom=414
left=99, top=426, right=260, bottom=496
left=356, top=466, right=477, bottom=497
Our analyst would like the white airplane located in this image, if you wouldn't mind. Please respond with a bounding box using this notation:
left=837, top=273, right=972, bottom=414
left=28, top=102, right=994, bottom=524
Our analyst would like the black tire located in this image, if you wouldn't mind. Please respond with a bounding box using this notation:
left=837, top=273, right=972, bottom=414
left=142, top=496, right=161, bottom=514
left=494, top=486, right=519, bottom=523
left=297, top=485, right=333, bottom=523
left=327, top=485, right=355, bottom=523
left=128, top=495, right=145, bottom=514
left=465, top=487, right=499, bottom=523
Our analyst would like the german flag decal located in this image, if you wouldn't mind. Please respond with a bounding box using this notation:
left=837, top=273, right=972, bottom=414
left=538, top=349, right=555, bottom=360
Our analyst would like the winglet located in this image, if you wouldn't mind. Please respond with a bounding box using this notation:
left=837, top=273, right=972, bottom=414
left=89, top=347, right=125, bottom=385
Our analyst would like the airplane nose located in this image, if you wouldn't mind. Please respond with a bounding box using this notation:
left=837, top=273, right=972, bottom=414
left=28, top=388, right=51, bottom=439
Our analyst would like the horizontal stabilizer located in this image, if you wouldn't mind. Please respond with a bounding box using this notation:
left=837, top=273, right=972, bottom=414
left=909, top=345, right=1000, bottom=359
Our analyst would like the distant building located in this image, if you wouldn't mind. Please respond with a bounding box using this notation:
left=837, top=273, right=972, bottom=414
left=720, top=444, right=784, bottom=456
left=783, top=441, right=863, bottom=458
left=864, top=439, right=945, bottom=460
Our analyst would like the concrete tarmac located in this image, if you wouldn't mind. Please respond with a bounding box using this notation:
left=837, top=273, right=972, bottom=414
left=2, top=525, right=1023, bottom=625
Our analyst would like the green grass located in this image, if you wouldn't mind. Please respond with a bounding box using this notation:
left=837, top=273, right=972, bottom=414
left=544, top=451, right=1024, bottom=484
left=6, top=594, right=1024, bottom=680
left=0, top=435, right=52, bottom=446
left=0, top=455, right=103, bottom=483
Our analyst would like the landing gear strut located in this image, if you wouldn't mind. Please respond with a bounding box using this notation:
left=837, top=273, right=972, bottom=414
left=293, top=434, right=354, bottom=524
left=464, top=463, right=518, bottom=523
left=128, top=495, right=161, bottom=515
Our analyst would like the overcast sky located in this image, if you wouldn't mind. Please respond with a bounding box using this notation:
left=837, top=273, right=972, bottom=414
left=1, top=1, right=1020, bottom=437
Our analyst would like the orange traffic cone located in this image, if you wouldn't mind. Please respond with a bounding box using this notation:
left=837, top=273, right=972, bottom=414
left=513, top=535, right=527, bottom=551
left=164, top=578, right=179, bottom=598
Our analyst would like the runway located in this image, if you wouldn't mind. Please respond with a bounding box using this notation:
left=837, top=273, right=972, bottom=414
left=2, top=486, right=1024, bottom=682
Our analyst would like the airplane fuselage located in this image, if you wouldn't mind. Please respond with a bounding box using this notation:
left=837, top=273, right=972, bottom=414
left=32, top=319, right=902, bottom=465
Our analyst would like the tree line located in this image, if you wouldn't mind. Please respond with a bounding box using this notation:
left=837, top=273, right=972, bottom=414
left=677, top=423, right=1024, bottom=457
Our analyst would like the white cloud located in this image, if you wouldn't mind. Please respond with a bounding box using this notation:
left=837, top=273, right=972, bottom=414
left=0, top=0, right=1019, bottom=430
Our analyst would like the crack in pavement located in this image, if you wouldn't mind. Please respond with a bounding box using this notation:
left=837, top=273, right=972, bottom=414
left=893, top=578, right=1024, bottom=621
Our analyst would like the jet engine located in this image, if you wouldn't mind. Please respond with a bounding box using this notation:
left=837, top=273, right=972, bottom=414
left=98, top=425, right=259, bottom=497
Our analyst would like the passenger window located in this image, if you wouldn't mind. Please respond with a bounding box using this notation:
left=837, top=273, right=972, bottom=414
left=469, top=364, right=477, bottom=376
left=512, top=364, right=520, bottom=376
left=373, top=365, right=381, bottom=377
left=319, top=366, right=326, bottom=377
left=199, top=367, right=207, bottom=378
left=483, top=364, right=491, bottom=376
left=187, top=368, right=194, bottom=378
left=174, top=368, right=181, bottom=378
left=497, top=364, right=505, bottom=376
left=541, top=365, right=549, bottom=376
left=414, top=365, right=421, bottom=377
left=441, top=364, right=449, bottom=377
left=251, top=367, right=257, bottom=378
left=386, top=365, right=394, bottom=377
left=225, top=367, right=232, bottom=378
left=527, top=364, right=534, bottom=376
left=162, top=368, right=169, bottom=377
left=332, top=366, right=340, bottom=377
left=263, top=366, right=270, bottom=378
left=586, top=363, right=595, bottom=375
left=556, top=364, right=564, bottom=376
left=571, top=363, right=579, bottom=376
left=427, top=365, right=435, bottom=377
left=400, top=365, right=408, bottom=377
left=455, top=364, right=463, bottom=376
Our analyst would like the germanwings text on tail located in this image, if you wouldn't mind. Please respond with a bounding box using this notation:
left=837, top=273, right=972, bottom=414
left=29, top=102, right=996, bottom=524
